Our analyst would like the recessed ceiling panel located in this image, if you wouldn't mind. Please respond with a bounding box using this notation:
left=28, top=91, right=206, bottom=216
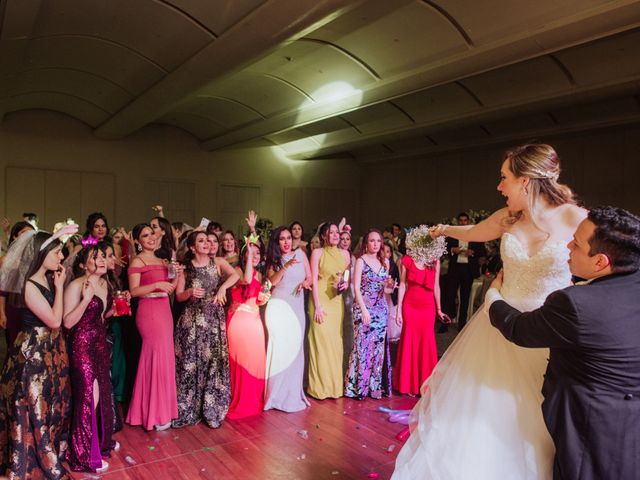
left=163, top=0, right=266, bottom=36
left=551, top=96, right=640, bottom=125
left=15, top=36, right=166, bottom=94
left=8, top=68, right=131, bottom=114
left=460, top=56, right=572, bottom=107
left=553, top=29, right=640, bottom=86
left=309, top=1, right=469, bottom=77
left=483, top=113, right=556, bottom=136
left=341, top=102, right=414, bottom=134
left=393, top=83, right=483, bottom=123
left=296, top=116, right=355, bottom=136
left=441, top=0, right=610, bottom=45
left=422, top=126, right=489, bottom=146
left=157, top=112, right=226, bottom=140
left=3, top=93, right=110, bottom=127
left=32, top=0, right=214, bottom=70
left=248, top=41, right=378, bottom=97
left=202, top=73, right=311, bottom=117
left=171, top=96, right=263, bottom=130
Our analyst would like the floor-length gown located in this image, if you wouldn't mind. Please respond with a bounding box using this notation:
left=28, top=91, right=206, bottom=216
left=173, top=261, right=230, bottom=428
left=0, top=280, right=71, bottom=479
left=345, top=261, right=391, bottom=399
left=393, top=256, right=438, bottom=395
left=307, top=246, right=348, bottom=399
left=126, top=265, right=178, bottom=430
left=226, top=273, right=265, bottom=419
left=393, top=233, right=571, bottom=479
left=67, top=293, right=116, bottom=471
left=264, top=249, right=310, bottom=412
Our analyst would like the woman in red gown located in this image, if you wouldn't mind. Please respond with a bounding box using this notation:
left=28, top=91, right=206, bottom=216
left=226, top=237, right=267, bottom=419
left=393, top=254, right=443, bottom=395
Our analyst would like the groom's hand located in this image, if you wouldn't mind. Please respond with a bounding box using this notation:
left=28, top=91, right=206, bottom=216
left=490, top=270, right=504, bottom=291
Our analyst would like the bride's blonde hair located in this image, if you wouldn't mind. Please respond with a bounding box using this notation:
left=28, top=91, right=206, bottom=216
left=504, top=143, right=576, bottom=226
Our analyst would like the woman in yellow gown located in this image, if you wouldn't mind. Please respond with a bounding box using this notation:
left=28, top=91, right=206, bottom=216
left=308, top=222, right=351, bottom=399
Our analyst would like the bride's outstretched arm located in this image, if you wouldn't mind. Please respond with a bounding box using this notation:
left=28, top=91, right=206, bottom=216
left=432, top=208, right=508, bottom=243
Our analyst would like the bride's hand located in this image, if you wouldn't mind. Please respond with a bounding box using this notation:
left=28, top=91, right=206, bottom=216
left=490, top=270, right=504, bottom=290
left=429, top=224, right=447, bottom=239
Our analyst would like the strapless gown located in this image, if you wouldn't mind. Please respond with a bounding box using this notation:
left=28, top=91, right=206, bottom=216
left=392, top=233, right=571, bottom=480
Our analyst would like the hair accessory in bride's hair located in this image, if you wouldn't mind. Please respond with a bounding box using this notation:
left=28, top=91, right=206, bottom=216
left=530, top=169, right=559, bottom=180
left=405, top=225, right=447, bottom=267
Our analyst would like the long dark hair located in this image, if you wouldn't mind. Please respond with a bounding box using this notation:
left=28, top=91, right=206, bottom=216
left=84, top=212, right=110, bottom=240
left=183, top=231, right=208, bottom=264
left=239, top=241, right=263, bottom=272
left=97, top=240, right=120, bottom=291
left=151, top=216, right=176, bottom=255
left=72, top=245, right=102, bottom=279
left=22, top=232, right=60, bottom=297
left=9, top=221, right=35, bottom=246
left=318, top=222, right=337, bottom=247
left=357, top=229, right=386, bottom=266
left=289, top=221, right=304, bottom=240
left=265, top=226, right=291, bottom=273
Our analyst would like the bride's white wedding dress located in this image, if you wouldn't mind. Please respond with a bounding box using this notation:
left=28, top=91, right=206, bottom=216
left=392, top=233, right=571, bottom=480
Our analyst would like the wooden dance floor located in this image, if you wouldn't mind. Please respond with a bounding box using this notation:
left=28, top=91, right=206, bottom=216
left=69, top=395, right=418, bottom=480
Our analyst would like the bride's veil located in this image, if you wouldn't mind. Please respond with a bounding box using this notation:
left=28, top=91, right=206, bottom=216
left=0, top=230, right=38, bottom=294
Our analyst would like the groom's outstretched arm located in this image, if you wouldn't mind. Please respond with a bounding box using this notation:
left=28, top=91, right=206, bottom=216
left=488, top=290, right=579, bottom=348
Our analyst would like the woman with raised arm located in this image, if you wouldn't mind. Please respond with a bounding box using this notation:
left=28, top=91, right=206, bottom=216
left=226, top=235, right=268, bottom=419
left=125, top=224, right=181, bottom=431
left=393, top=144, right=587, bottom=479
left=0, top=229, right=74, bottom=479
left=173, top=231, right=239, bottom=428
left=307, top=222, right=351, bottom=399
left=64, top=246, right=117, bottom=473
left=264, top=226, right=312, bottom=412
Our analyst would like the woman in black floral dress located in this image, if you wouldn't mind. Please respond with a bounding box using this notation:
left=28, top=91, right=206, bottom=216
left=173, top=231, right=239, bottom=428
left=0, top=231, right=73, bottom=479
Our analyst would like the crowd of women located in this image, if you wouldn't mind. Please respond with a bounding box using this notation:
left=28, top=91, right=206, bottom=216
left=0, top=201, right=444, bottom=478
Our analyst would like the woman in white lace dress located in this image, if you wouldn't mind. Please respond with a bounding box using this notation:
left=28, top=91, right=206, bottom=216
left=392, top=144, right=586, bottom=480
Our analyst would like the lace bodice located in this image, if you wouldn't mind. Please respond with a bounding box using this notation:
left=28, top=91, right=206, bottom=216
left=500, top=232, right=571, bottom=312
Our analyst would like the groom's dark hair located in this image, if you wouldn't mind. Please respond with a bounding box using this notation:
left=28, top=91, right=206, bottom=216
left=587, top=206, right=640, bottom=273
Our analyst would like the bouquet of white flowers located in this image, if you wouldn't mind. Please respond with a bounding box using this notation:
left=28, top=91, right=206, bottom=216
left=405, top=225, right=447, bottom=267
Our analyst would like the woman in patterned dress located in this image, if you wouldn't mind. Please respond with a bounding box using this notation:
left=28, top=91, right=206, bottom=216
left=345, top=230, right=393, bottom=399
left=173, top=231, right=239, bottom=428
left=0, top=231, right=72, bottom=479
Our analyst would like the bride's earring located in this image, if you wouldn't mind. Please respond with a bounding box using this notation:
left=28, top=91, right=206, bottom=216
left=136, top=243, right=142, bottom=252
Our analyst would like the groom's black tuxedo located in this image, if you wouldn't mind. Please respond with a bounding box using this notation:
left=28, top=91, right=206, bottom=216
left=489, top=270, right=640, bottom=480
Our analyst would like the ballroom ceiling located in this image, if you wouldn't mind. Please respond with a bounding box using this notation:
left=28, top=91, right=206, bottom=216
left=1, top=0, right=639, bottom=162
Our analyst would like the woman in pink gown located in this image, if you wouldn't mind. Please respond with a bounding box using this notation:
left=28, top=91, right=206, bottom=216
left=126, top=224, right=180, bottom=431
left=226, top=238, right=267, bottom=419
left=393, top=255, right=442, bottom=395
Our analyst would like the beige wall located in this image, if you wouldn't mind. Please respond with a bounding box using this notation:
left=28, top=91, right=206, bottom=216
left=0, top=110, right=361, bottom=234
left=361, top=125, right=640, bottom=229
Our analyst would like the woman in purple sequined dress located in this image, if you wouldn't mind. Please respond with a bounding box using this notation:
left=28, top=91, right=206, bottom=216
left=63, top=245, right=117, bottom=472
left=345, top=230, right=392, bottom=399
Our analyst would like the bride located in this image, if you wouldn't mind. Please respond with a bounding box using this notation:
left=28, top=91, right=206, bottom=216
left=392, top=144, right=586, bottom=479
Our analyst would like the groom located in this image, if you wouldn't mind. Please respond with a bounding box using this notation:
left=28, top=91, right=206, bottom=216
left=486, top=206, right=640, bottom=480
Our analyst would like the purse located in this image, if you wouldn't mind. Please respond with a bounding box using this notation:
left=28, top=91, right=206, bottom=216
left=437, top=312, right=453, bottom=324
